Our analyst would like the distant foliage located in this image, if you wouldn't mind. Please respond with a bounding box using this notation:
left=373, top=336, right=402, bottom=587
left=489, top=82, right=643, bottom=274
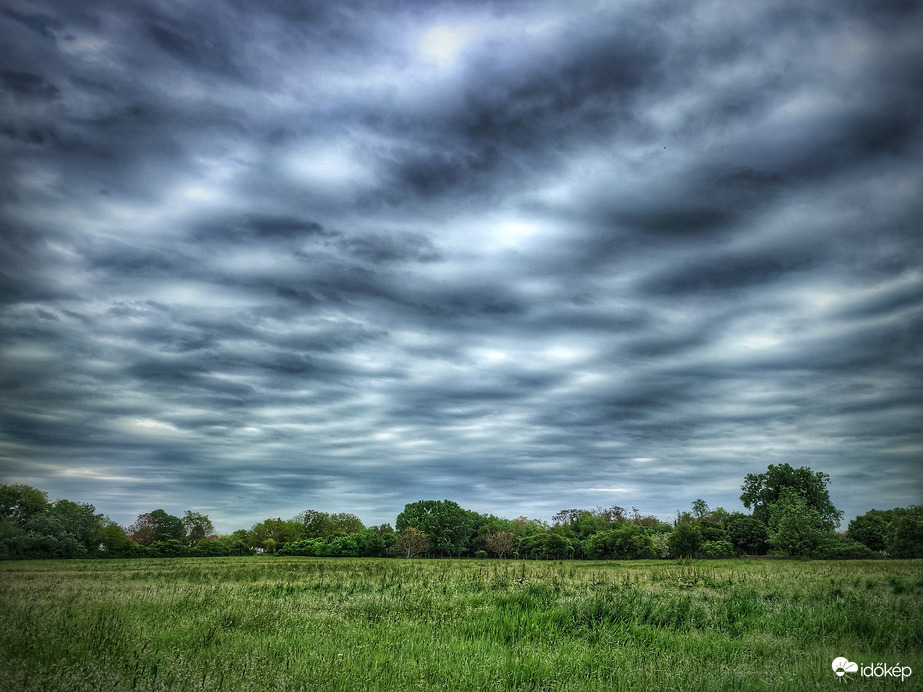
left=1, top=468, right=916, bottom=562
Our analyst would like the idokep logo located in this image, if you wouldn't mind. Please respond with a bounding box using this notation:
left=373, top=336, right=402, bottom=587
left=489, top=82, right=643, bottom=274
left=832, top=657, right=913, bottom=682
left=832, top=657, right=858, bottom=677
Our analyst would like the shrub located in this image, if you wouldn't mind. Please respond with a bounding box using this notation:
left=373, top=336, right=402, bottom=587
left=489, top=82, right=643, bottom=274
left=814, top=535, right=877, bottom=560
left=190, top=539, right=231, bottom=557
left=700, top=540, right=735, bottom=559
left=147, top=540, right=189, bottom=558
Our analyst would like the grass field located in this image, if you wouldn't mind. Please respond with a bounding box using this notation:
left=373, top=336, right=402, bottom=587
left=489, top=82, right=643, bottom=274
left=1, top=557, right=921, bottom=691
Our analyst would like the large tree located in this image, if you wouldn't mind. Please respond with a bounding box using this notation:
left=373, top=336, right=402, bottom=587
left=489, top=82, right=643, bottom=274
left=766, top=488, right=830, bottom=557
left=0, top=484, right=49, bottom=523
left=725, top=513, right=768, bottom=555
left=396, top=500, right=473, bottom=557
left=248, top=517, right=303, bottom=551
left=740, top=463, right=842, bottom=530
left=887, top=506, right=923, bottom=559
left=847, top=509, right=892, bottom=553
left=182, top=511, right=215, bottom=547
left=128, top=509, right=185, bottom=546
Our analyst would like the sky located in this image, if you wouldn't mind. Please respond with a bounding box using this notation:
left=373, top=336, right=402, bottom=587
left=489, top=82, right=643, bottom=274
left=1, top=0, right=921, bottom=534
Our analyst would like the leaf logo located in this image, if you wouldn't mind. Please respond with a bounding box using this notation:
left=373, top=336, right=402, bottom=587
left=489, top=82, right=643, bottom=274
left=832, top=657, right=859, bottom=677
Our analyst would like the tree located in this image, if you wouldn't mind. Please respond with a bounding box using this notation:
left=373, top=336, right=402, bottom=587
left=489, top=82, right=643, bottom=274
left=553, top=506, right=625, bottom=540
left=691, top=499, right=710, bottom=520
left=586, top=524, right=656, bottom=560
left=97, top=518, right=133, bottom=556
left=150, top=509, right=185, bottom=542
left=847, top=509, right=892, bottom=553
left=766, top=488, right=830, bottom=557
left=887, top=506, right=923, bottom=558
left=248, top=517, right=303, bottom=550
left=354, top=528, right=390, bottom=557
left=394, top=527, right=428, bottom=558
left=740, top=463, right=842, bottom=530
left=700, top=540, right=735, bottom=558
left=396, top=500, right=473, bottom=557
left=127, top=513, right=157, bottom=546
left=191, top=539, right=230, bottom=557
left=517, top=532, right=573, bottom=560
left=181, top=511, right=215, bottom=547
left=47, top=499, right=103, bottom=553
left=667, top=522, right=702, bottom=558
left=0, top=484, right=49, bottom=522
left=484, top=531, right=515, bottom=559
left=725, top=513, right=768, bottom=555
left=129, top=510, right=185, bottom=546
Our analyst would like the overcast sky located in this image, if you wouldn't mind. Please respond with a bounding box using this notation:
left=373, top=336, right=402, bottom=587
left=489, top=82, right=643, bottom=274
left=1, top=0, right=921, bottom=534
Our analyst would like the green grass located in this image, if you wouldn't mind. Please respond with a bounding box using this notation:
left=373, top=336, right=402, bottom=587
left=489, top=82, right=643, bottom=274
left=1, top=558, right=921, bottom=690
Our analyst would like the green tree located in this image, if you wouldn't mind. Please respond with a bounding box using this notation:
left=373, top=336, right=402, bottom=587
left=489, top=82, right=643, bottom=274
left=586, top=524, right=656, bottom=560
left=181, top=511, right=215, bottom=547
left=847, top=509, right=892, bottom=553
left=49, top=499, right=103, bottom=553
left=766, top=488, right=830, bottom=557
left=97, top=518, right=133, bottom=556
left=248, top=517, right=303, bottom=550
left=148, top=539, right=188, bottom=558
left=725, top=513, right=768, bottom=555
left=396, top=500, right=473, bottom=557
left=886, top=506, right=923, bottom=558
left=691, top=499, right=710, bottom=520
left=553, top=506, right=625, bottom=540
left=740, top=463, right=842, bottom=530
left=517, top=532, right=574, bottom=560
left=190, top=539, right=230, bottom=557
left=700, top=540, right=735, bottom=558
left=0, top=484, right=49, bottom=523
left=354, top=528, right=389, bottom=557
left=298, top=510, right=364, bottom=540
left=128, top=510, right=185, bottom=546
left=667, top=522, right=702, bottom=558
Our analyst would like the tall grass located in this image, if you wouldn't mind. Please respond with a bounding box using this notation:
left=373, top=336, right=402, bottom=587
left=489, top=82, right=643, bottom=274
left=1, top=558, right=920, bottom=690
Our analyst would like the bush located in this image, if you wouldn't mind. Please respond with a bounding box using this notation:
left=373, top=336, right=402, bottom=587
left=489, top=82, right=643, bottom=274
left=517, top=533, right=574, bottom=560
left=815, top=535, right=877, bottom=560
left=700, top=540, right=735, bottom=559
left=474, top=550, right=488, bottom=559
left=147, top=540, right=189, bottom=558
left=277, top=538, right=328, bottom=557
left=227, top=540, right=252, bottom=556
left=190, top=539, right=231, bottom=557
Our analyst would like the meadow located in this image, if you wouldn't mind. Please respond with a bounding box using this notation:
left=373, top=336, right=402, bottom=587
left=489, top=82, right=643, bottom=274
left=1, top=557, right=921, bottom=691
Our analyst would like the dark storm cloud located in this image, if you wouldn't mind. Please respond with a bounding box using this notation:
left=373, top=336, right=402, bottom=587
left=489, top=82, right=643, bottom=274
left=1, top=0, right=921, bottom=531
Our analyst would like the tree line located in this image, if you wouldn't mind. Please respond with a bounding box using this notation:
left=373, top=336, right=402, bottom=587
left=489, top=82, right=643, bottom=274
left=1, top=464, right=920, bottom=561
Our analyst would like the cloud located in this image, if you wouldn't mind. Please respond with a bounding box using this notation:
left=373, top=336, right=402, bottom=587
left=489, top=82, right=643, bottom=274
left=1, top=0, right=921, bottom=531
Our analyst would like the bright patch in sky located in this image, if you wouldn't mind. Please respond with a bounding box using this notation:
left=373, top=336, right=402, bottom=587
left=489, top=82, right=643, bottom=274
left=417, top=23, right=476, bottom=68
